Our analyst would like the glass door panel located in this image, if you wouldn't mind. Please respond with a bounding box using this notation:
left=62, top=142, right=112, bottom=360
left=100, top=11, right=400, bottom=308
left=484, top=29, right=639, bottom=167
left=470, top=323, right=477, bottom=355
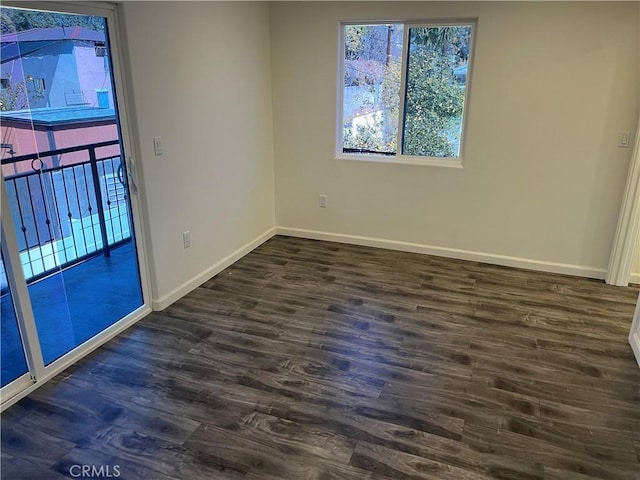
left=0, top=254, right=29, bottom=387
left=1, top=27, right=74, bottom=367
left=1, top=6, right=143, bottom=367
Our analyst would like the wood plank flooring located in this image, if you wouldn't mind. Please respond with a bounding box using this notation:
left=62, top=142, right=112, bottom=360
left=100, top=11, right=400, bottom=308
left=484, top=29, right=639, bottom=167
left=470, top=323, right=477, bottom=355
left=2, top=236, right=639, bottom=480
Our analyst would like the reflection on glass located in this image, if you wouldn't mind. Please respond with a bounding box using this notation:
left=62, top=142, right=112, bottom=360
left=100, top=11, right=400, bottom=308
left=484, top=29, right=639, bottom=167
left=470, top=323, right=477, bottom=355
left=1, top=254, right=29, bottom=387
left=1, top=7, right=143, bottom=366
left=342, top=24, right=404, bottom=156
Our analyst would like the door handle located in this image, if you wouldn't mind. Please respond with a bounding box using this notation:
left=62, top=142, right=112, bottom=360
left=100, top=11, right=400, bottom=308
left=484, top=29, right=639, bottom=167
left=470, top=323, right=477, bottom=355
left=127, top=157, right=138, bottom=195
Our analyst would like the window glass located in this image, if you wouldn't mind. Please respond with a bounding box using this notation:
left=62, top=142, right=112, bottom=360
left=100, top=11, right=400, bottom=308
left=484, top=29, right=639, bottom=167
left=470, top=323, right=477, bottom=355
left=340, top=22, right=474, bottom=162
left=402, top=25, right=472, bottom=158
left=343, top=24, right=403, bottom=156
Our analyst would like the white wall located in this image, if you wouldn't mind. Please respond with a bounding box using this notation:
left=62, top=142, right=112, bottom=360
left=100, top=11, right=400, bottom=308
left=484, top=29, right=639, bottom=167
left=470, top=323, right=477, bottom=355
left=271, top=1, right=639, bottom=278
left=121, top=2, right=275, bottom=308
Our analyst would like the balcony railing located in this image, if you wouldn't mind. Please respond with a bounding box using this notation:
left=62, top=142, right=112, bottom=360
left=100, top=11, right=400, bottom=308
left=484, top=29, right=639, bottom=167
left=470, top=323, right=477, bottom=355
left=1, top=140, right=132, bottom=286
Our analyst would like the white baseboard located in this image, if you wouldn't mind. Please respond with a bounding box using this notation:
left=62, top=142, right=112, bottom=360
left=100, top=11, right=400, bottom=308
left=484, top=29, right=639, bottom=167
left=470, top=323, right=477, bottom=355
left=151, top=227, right=277, bottom=311
left=276, top=227, right=608, bottom=280
left=149, top=226, right=634, bottom=311
left=630, top=272, right=640, bottom=285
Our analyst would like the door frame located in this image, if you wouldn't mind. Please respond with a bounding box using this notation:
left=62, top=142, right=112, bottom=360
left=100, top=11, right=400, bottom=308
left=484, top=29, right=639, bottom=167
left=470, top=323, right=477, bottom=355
left=607, top=119, right=640, bottom=287
left=0, top=1, right=152, bottom=411
left=0, top=183, right=44, bottom=400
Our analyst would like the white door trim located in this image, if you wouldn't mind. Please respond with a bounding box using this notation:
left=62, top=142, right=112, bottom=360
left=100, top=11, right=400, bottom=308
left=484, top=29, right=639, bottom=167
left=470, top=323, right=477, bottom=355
left=607, top=120, right=640, bottom=286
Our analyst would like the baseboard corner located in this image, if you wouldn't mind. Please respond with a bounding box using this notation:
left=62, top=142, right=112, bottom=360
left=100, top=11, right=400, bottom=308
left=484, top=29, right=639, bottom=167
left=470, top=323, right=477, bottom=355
left=152, top=226, right=276, bottom=311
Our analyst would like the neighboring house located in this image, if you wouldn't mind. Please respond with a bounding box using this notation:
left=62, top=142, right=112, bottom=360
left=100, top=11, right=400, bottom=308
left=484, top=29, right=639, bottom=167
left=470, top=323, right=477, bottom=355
left=0, top=28, right=122, bottom=259
left=0, top=107, right=123, bottom=255
left=0, top=106, right=118, bottom=172
left=0, top=26, right=113, bottom=111
left=0, top=26, right=119, bottom=169
left=453, top=63, right=467, bottom=84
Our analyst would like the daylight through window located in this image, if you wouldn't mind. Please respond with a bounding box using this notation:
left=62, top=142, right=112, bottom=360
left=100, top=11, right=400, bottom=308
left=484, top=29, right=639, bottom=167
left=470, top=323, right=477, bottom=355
left=340, top=22, right=475, bottom=162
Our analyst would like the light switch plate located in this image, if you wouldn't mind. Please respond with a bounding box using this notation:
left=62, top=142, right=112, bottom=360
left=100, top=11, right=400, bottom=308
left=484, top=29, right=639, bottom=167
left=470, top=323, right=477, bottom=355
left=153, top=136, right=164, bottom=155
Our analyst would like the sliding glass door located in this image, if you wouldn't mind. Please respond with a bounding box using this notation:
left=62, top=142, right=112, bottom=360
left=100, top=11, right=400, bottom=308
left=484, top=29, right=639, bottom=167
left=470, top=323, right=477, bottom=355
left=0, top=254, right=29, bottom=387
left=0, top=2, right=148, bottom=405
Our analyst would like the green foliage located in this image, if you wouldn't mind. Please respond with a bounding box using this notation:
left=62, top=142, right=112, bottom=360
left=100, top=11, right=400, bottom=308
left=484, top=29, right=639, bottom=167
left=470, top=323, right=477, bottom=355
left=343, top=55, right=401, bottom=155
left=1, top=8, right=105, bottom=33
left=345, top=25, right=391, bottom=63
left=379, top=56, right=402, bottom=152
left=411, top=26, right=471, bottom=62
left=1, top=12, right=15, bottom=34
left=344, top=121, right=387, bottom=153
left=402, top=42, right=464, bottom=157
left=0, top=75, right=28, bottom=111
left=344, top=25, right=369, bottom=60
left=344, top=24, right=469, bottom=158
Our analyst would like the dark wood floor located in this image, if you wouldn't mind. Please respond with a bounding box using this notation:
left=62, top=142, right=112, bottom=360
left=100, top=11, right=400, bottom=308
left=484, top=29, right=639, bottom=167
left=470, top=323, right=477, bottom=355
left=2, top=236, right=639, bottom=480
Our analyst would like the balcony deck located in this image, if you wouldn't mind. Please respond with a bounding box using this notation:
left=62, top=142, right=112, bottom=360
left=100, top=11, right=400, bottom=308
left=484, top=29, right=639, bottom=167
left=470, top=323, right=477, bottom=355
left=1, top=241, right=142, bottom=385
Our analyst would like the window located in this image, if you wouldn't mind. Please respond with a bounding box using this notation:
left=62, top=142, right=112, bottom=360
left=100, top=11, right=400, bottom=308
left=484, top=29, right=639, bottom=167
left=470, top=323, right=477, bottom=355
left=94, top=41, right=107, bottom=57
left=27, top=76, right=46, bottom=97
left=339, top=21, right=475, bottom=164
left=0, top=78, right=9, bottom=89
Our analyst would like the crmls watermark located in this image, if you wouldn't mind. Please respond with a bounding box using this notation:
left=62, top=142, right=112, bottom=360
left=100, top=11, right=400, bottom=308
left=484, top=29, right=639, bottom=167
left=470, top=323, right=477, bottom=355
left=69, top=464, right=121, bottom=478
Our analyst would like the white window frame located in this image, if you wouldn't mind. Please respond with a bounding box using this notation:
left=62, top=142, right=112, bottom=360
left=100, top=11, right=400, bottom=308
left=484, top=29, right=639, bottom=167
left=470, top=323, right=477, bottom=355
left=336, top=19, right=477, bottom=168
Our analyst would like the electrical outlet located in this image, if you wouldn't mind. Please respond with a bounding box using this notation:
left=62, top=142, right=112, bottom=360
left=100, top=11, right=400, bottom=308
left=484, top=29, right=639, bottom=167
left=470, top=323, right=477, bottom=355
left=618, top=131, right=631, bottom=148
left=183, top=230, right=191, bottom=248
left=319, top=195, right=328, bottom=208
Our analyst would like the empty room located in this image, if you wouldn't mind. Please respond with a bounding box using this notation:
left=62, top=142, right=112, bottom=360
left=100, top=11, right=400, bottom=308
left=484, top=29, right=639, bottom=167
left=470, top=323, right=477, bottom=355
left=1, top=1, right=639, bottom=479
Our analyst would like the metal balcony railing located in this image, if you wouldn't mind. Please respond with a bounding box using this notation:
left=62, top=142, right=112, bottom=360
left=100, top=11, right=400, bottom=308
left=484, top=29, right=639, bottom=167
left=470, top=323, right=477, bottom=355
left=1, top=140, right=132, bottom=285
